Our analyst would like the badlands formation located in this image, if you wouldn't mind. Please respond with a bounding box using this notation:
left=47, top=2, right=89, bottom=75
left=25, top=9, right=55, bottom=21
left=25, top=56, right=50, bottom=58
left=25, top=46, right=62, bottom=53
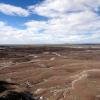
left=0, top=45, right=100, bottom=100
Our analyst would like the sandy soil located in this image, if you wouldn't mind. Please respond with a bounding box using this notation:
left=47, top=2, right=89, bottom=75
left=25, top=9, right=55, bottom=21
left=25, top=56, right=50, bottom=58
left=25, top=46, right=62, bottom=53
left=0, top=45, right=100, bottom=100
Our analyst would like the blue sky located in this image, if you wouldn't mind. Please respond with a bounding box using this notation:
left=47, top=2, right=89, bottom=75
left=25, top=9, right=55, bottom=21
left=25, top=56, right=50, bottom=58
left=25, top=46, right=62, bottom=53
left=0, top=0, right=100, bottom=44
left=0, top=0, right=46, bottom=28
left=0, top=0, right=43, bottom=8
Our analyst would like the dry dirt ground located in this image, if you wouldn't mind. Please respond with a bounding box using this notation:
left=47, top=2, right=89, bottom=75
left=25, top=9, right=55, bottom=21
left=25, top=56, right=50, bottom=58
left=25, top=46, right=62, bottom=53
left=0, top=45, right=100, bottom=100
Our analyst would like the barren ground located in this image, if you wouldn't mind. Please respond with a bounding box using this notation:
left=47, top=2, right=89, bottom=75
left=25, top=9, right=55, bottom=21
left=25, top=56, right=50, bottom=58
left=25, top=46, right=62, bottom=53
left=0, top=45, right=100, bottom=100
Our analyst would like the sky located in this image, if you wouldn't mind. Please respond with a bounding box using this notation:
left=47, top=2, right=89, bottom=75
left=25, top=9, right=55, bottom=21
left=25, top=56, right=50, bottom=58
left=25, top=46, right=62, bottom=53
left=0, top=0, right=100, bottom=44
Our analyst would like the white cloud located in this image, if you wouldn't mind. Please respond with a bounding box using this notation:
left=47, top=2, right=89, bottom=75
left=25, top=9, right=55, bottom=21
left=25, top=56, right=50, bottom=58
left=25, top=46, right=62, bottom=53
left=0, top=19, right=100, bottom=44
left=28, top=0, right=100, bottom=18
left=0, top=0, right=100, bottom=44
left=0, top=3, right=30, bottom=16
left=28, top=0, right=100, bottom=44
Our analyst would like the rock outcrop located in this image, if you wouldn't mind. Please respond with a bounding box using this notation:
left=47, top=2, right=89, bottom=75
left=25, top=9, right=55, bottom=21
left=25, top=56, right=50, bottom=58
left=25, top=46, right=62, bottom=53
left=0, top=81, right=38, bottom=100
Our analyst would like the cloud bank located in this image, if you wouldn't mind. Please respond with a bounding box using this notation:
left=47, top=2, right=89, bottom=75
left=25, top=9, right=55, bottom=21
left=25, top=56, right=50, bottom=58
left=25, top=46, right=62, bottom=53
left=0, top=0, right=100, bottom=44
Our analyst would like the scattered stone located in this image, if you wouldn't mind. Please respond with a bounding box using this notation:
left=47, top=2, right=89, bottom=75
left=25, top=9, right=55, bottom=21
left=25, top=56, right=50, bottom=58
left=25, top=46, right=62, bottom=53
left=39, top=96, right=43, bottom=100
left=25, top=81, right=32, bottom=88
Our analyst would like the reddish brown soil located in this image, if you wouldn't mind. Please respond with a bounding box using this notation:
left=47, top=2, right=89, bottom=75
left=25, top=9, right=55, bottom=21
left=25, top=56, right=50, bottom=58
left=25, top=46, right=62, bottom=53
left=0, top=45, right=100, bottom=100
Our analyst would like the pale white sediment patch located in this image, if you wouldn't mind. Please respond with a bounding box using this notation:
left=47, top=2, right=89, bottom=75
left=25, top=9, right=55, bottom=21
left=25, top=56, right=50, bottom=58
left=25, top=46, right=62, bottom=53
left=50, top=57, right=56, bottom=61
left=0, top=61, right=13, bottom=70
left=52, top=52, right=61, bottom=57
left=70, top=69, right=100, bottom=89
left=28, top=54, right=39, bottom=59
